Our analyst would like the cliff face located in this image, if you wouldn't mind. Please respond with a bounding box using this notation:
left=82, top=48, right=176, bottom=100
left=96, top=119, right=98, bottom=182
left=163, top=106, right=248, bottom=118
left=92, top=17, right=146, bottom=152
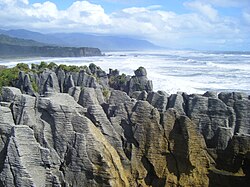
left=0, top=65, right=249, bottom=187
left=0, top=43, right=102, bottom=57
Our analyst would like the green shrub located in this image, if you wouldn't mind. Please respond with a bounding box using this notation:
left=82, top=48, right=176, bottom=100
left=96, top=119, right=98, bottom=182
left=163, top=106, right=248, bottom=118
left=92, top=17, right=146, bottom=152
left=68, top=65, right=80, bottom=72
left=16, top=63, right=29, bottom=72
left=79, top=65, right=88, bottom=70
left=89, top=63, right=97, bottom=70
left=109, top=73, right=127, bottom=85
left=31, top=81, right=39, bottom=92
left=58, top=64, right=82, bottom=72
left=39, top=61, right=48, bottom=70
left=47, top=62, right=58, bottom=70
left=102, top=88, right=110, bottom=99
left=89, top=63, right=100, bottom=74
left=31, top=63, right=39, bottom=71
left=30, top=76, right=39, bottom=92
left=119, top=73, right=127, bottom=84
left=58, top=64, right=69, bottom=71
left=0, top=67, right=19, bottom=91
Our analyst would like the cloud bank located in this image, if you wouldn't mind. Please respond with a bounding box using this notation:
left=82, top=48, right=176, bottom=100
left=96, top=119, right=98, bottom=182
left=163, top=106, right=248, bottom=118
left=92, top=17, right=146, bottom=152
left=0, top=0, right=249, bottom=50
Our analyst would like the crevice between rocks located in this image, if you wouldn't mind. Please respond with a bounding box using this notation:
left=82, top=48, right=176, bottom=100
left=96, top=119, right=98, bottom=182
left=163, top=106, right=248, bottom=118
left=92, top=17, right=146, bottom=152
left=9, top=161, right=17, bottom=187
left=161, top=119, right=181, bottom=182
left=0, top=135, right=9, bottom=174
left=141, top=155, right=166, bottom=187
left=39, top=108, right=57, bottom=151
left=9, top=103, right=17, bottom=125
left=166, top=138, right=180, bottom=181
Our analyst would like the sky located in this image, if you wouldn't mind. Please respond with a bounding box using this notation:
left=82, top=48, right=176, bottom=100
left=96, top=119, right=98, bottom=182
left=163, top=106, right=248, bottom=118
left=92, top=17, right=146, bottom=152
left=0, top=0, right=250, bottom=50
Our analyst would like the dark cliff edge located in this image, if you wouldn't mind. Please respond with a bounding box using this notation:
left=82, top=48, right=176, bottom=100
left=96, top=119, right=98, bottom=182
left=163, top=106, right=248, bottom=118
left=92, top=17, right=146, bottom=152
left=0, top=63, right=249, bottom=187
left=0, top=43, right=102, bottom=57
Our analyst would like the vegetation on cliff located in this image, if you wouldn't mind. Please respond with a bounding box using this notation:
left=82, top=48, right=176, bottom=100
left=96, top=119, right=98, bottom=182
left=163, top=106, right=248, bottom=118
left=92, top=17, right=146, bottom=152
left=0, top=34, right=45, bottom=46
left=0, top=63, right=28, bottom=91
left=0, top=34, right=102, bottom=57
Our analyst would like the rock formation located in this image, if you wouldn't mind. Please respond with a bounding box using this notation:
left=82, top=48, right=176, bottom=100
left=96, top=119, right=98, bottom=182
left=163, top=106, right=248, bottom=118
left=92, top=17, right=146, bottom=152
left=0, top=65, right=249, bottom=187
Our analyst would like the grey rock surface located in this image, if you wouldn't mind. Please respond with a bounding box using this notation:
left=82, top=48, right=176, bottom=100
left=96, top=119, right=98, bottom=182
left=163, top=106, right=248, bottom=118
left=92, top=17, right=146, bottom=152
left=0, top=90, right=131, bottom=187
left=187, top=94, right=236, bottom=150
left=1, top=87, right=22, bottom=102
left=1, top=65, right=250, bottom=186
left=147, top=90, right=169, bottom=112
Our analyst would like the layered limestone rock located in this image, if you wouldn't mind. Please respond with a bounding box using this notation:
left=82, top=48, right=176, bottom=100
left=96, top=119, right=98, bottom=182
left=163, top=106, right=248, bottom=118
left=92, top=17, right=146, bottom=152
left=187, top=94, right=236, bottom=150
left=128, top=67, right=153, bottom=96
left=162, top=109, right=211, bottom=186
left=0, top=65, right=250, bottom=187
left=0, top=88, right=131, bottom=187
left=146, top=90, right=169, bottom=112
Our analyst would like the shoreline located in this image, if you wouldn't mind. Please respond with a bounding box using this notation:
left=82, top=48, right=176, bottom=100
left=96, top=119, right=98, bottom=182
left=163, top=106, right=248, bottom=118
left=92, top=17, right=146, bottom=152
left=0, top=51, right=250, bottom=95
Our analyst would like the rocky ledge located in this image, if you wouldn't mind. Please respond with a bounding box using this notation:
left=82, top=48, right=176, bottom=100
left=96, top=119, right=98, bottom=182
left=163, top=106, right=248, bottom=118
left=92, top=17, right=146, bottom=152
left=0, top=64, right=249, bottom=187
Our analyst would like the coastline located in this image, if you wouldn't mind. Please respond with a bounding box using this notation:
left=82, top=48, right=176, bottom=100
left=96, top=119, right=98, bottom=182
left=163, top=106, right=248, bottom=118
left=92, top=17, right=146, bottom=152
left=1, top=50, right=249, bottom=95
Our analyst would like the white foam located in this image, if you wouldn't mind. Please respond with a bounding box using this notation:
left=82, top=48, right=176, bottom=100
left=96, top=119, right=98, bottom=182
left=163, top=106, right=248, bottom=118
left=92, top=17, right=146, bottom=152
left=1, top=50, right=250, bottom=94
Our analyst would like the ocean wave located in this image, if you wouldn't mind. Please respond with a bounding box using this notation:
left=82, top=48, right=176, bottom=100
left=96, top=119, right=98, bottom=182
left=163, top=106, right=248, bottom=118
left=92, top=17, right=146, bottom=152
left=1, top=50, right=250, bottom=94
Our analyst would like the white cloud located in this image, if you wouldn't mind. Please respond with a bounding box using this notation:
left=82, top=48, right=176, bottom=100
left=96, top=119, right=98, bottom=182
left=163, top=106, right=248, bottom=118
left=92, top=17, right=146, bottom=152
left=0, top=0, right=248, bottom=50
left=243, top=10, right=250, bottom=24
left=184, top=1, right=218, bottom=21
left=27, top=2, right=59, bottom=20
left=66, top=1, right=111, bottom=25
left=0, top=1, right=111, bottom=31
left=0, top=0, right=28, bottom=5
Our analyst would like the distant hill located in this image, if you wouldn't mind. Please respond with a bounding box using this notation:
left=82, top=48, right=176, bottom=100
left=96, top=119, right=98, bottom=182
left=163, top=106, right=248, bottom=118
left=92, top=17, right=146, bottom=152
left=0, top=29, right=65, bottom=46
left=0, top=29, right=162, bottom=51
left=0, top=34, right=46, bottom=46
left=0, top=34, right=102, bottom=58
left=49, top=33, right=161, bottom=50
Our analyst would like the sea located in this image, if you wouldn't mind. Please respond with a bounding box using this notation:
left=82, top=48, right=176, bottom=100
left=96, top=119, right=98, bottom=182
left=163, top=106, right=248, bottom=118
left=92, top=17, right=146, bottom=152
left=1, top=50, right=250, bottom=95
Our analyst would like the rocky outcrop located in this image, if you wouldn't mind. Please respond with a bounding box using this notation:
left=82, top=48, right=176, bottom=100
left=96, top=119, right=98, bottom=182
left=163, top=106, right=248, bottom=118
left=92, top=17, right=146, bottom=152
left=108, top=67, right=153, bottom=96
left=14, top=66, right=154, bottom=99
left=0, top=65, right=250, bottom=186
left=128, top=67, right=153, bottom=95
